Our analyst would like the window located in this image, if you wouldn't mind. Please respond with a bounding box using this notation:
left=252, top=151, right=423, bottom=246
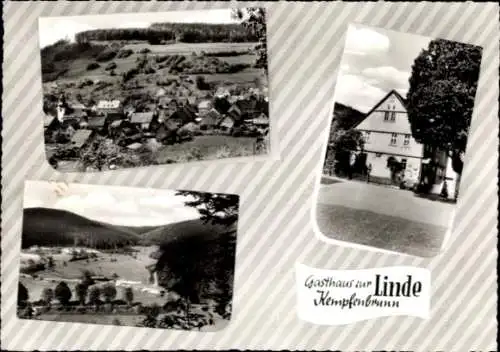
left=364, top=132, right=370, bottom=143
left=390, top=111, right=396, bottom=121
left=390, top=133, right=397, bottom=145
left=384, top=111, right=390, bottom=121
left=401, top=158, right=407, bottom=170
left=404, top=134, right=410, bottom=145
left=376, top=153, right=382, bottom=158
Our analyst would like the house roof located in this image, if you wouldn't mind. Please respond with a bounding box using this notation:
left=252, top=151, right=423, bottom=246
left=131, top=112, right=155, bottom=124
left=69, top=130, right=92, bottom=148
left=70, top=102, right=86, bottom=110
left=159, top=96, right=173, bottom=105
left=359, top=89, right=407, bottom=123
left=251, top=114, right=269, bottom=125
left=126, top=142, right=143, bottom=150
left=198, top=100, right=212, bottom=109
left=110, top=120, right=123, bottom=128
left=43, top=114, right=55, bottom=127
left=200, top=110, right=221, bottom=126
left=353, top=90, right=411, bottom=133
left=164, top=119, right=180, bottom=131
left=219, top=116, right=235, bottom=128
left=88, top=115, right=107, bottom=127
left=97, top=100, right=121, bottom=109
left=169, top=106, right=196, bottom=124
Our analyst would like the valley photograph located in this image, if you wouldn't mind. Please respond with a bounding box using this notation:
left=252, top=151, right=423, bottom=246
left=39, top=8, right=269, bottom=172
left=18, top=180, right=239, bottom=331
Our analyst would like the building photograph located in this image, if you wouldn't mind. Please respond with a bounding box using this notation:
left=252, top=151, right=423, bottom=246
left=316, top=24, right=482, bottom=257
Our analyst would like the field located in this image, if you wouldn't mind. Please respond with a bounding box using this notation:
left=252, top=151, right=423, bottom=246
left=43, top=41, right=265, bottom=96
left=156, top=135, right=259, bottom=163
left=20, top=245, right=164, bottom=305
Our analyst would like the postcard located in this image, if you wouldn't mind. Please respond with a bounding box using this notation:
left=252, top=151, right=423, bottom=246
left=314, top=24, right=483, bottom=257
left=18, top=180, right=239, bottom=331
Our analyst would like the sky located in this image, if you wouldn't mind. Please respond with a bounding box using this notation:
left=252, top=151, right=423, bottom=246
left=38, top=8, right=242, bottom=48
left=23, top=180, right=203, bottom=227
left=334, top=23, right=432, bottom=113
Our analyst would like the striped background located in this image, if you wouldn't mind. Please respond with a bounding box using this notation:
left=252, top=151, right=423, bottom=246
left=1, top=1, right=498, bottom=351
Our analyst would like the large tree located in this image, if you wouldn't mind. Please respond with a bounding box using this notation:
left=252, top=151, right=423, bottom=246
left=175, top=191, right=239, bottom=227
left=233, top=8, right=267, bottom=73
left=406, top=38, right=482, bottom=177
left=54, top=281, right=72, bottom=306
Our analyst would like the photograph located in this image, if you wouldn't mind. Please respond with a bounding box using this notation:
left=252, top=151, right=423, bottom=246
left=39, top=8, right=269, bottom=172
left=315, top=24, right=482, bottom=257
left=17, top=180, right=239, bottom=331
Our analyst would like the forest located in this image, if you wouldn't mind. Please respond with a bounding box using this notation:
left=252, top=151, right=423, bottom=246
left=74, top=22, right=259, bottom=45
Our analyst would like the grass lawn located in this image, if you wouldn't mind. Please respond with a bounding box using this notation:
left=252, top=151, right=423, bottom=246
left=156, top=135, right=260, bottom=164
left=121, top=42, right=258, bottom=55
left=315, top=204, right=445, bottom=257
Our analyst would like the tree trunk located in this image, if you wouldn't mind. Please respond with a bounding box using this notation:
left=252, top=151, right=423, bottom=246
left=454, top=172, right=461, bottom=200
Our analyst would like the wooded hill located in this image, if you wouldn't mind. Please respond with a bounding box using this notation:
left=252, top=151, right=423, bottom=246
left=74, top=22, right=258, bottom=45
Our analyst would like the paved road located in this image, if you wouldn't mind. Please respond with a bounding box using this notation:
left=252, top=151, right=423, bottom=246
left=317, top=179, right=455, bottom=227
left=315, top=179, right=455, bottom=256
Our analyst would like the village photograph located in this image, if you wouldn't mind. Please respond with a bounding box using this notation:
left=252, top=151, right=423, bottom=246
left=18, top=180, right=239, bottom=331
left=39, top=8, right=269, bottom=172
left=316, top=24, right=482, bottom=257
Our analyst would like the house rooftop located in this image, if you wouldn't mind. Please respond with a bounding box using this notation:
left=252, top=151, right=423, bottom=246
left=69, top=130, right=92, bottom=149
left=126, top=142, right=143, bottom=150
left=97, top=100, right=121, bottom=109
left=87, top=115, right=107, bottom=127
left=131, top=112, right=155, bottom=124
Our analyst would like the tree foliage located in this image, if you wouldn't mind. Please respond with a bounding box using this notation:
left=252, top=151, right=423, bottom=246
left=124, top=287, right=134, bottom=306
left=175, top=191, right=239, bottom=227
left=74, top=23, right=258, bottom=45
left=406, top=38, right=482, bottom=174
left=233, top=8, right=267, bottom=72
left=102, top=284, right=117, bottom=303
left=18, top=283, right=29, bottom=306
left=75, top=282, right=88, bottom=305
left=54, top=281, right=72, bottom=306
left=88, top=286, right=101, bottom=306
left=41, top=288, right=54, bottom=305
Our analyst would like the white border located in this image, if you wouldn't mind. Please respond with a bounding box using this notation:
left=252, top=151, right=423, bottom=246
left=309, top=22, right=466, bottom=259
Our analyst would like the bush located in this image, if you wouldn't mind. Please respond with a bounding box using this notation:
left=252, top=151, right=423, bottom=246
left=96, top=49, right=117, bottom=62
left=105, top=62, right=117, bottom=71
left=122, top=68, right=139, bottom=82
left=86, top=62, right=100, bottom=71
left=116, top=49, right=133, bottom=58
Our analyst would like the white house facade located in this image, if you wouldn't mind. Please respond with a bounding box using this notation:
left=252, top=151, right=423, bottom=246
left=354, top=90, right=423, bottom=184
left=353, top=90, right=456, bottom=198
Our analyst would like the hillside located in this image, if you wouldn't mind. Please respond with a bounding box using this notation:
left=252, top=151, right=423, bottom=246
left=22, top=207, right=142, bottom=249
left=331, top=102, right=366, bottom=131
left=140, top=218, right=234, bottom=246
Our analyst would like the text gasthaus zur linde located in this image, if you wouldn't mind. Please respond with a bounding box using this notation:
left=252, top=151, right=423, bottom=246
left=304, top=274, right=423, bottom=309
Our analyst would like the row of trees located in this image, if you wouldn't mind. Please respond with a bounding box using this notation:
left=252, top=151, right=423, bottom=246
left=74, top=22, right=259, bottom=45
left=19, top=277, right=134, bottom=310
